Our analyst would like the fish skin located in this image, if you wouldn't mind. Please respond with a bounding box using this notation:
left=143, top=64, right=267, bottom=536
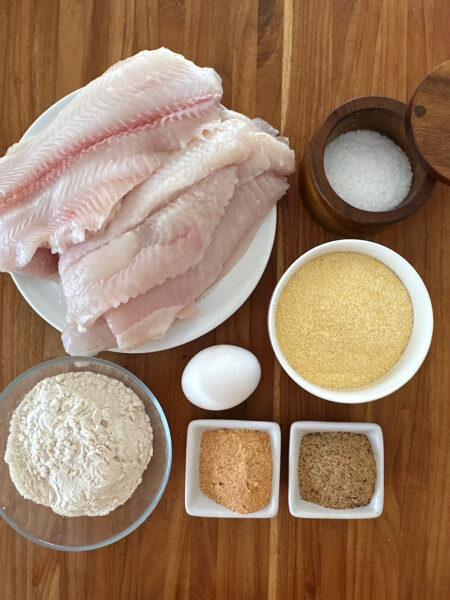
left=61, top=166, right=238, bottom=331
left=105, top=172, right=289, bottom=351
left=0, top=48, right=222, bottom=270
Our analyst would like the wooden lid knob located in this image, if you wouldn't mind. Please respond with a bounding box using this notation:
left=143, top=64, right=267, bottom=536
left=406, top=60, right=450, bottom=185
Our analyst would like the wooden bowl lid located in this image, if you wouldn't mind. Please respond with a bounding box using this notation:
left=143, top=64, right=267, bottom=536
left=406, top=60, right=450, bottom=185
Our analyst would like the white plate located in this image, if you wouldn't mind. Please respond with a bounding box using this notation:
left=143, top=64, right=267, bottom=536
left=11, top=91, right=277, bottom=353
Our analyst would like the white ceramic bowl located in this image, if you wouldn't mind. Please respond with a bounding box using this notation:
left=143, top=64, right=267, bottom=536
left=288, top=421, right=384, bottom=519
left=185, top=419, right=281, bottom=518
left=268, top=239, right=433, bottom=403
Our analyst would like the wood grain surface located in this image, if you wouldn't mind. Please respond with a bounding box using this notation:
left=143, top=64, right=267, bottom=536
left=0, top=1, right=449, bottom=598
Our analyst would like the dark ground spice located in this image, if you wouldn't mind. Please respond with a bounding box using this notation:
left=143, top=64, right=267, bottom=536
left=298, top=432, right=376, bottom=509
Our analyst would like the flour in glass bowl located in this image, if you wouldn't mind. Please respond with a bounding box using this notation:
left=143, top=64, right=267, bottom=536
left=4, top=371, right=153, bottom=517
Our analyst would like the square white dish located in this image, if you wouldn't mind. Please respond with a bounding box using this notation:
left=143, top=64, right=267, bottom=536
left=288, top=421, right=384, bottom=519
left=185, top=419, right=281, bottom=518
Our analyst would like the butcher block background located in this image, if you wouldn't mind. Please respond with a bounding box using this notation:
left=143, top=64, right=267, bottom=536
left=0, top=1, right=449, bottom=599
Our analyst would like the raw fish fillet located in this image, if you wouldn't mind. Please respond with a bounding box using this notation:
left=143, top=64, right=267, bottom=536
left=237, top=131, right=295, bottom=182
left=58, top=120, right=294, bottom=332
left=61, top=120, right=294, bottom=351
left=62, top=173, right=289, bottom=355
left=14, top=248, right=58, bottom=279
left=61, top=166, right=238, bottom=331
left=59, top=117, right=258, bottom=272
left=1, top=146, right=165, bottom=268
left=62, top=318, right=116, bottom=356
left=0, top=48, right=222, bottom=270
left=104, top=173, right=289, bottom=351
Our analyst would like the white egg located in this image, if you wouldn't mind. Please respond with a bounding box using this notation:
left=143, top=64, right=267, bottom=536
left=181, top=345, right=261, bottom=410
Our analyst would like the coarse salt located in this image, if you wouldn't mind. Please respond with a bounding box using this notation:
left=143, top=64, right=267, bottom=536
left=324, top=129, right=413, bottom=211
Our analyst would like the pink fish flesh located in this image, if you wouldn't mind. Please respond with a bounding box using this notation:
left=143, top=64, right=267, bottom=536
left=58, top=117, right=258, bottom=272
left=61, top=166, right=238, bottom=331
left=0, top=48, right=222, bottom=270
left=58, top=120, right=295, bottom=332
left=62, top=318, right=116, bottom=356
left=14, top=248, right=59, bottom=279
left=104, top=172, right=289, bottom=351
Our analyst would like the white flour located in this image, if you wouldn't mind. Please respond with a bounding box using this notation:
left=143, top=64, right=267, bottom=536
left=5, top=371, right=153, bottom=517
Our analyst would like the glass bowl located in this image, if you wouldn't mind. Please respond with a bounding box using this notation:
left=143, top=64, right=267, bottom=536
left=0, top=356, right=172, bottom=551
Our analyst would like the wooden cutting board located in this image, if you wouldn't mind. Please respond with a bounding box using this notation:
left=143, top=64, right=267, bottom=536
left=0, top=1, right=448, bottom=599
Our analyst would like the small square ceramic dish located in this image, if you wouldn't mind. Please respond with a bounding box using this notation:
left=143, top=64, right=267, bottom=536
left=288, top=421, right=384, bottom=519
left=185, top=419, right=281, bottom=518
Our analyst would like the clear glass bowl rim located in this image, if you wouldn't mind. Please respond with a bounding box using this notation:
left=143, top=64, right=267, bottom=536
left=0, top=355, right=172, bottom=551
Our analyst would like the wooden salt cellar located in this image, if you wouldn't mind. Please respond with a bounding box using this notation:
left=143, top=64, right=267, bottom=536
left=301, top=60, right=450, bottom=235
left=406, top=60, right=450, bottom=185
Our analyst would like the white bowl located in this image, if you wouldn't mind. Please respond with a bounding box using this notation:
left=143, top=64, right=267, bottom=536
left=288, top=421, right=384, bottom=519
left=185, top=419, right=281, bottom=518
left=268, top=239, right=433, bottom=403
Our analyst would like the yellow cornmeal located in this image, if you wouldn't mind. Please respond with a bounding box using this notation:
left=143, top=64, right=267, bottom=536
left=275, top=252, right=413, bottom=389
